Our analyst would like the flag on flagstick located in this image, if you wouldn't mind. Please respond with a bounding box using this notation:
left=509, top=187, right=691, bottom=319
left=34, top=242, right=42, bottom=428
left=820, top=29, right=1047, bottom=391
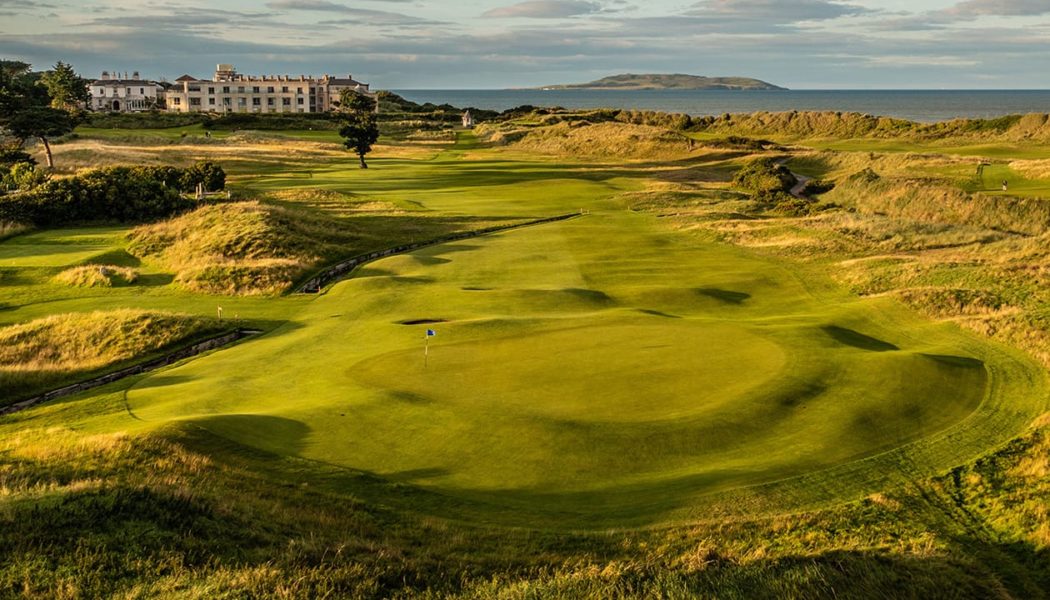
left=424, top=329, right=436, bottom=368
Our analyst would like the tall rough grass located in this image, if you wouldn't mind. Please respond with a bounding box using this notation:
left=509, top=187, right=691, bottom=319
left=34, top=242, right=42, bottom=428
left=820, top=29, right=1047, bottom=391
left=480, top=121, right=700, bottom=159
left=0, top=412, right=1046, bottom=598
left=127, top=201, right=352, bottom=295
left=53, top=265, right=138, bottom=288
left=0, top=309, right=223, bottom=402
left=693, top=111, right=1050, bottom=142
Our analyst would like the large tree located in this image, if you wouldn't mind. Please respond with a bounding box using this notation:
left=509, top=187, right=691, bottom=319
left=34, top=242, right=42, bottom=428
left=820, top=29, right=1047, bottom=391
left=5, top=107, right=74, bottom=168
left=339, top=111, right=379, bottom=169
left=336, top=89, right=379, bottom=168
left=0, top=60, right=44, bottom=116
left=337, top=88, right=377, bottom=114
left=1, top=60, right=85, bottom=169
left=38, top=61, right=89, bottom=114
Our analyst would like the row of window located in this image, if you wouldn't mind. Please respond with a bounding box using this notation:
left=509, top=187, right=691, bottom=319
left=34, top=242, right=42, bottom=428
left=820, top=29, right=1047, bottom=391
left=175, top=97, right=309, bottom=107
left=93, top=88, right=149, bottom=96
left=186, top=85, right=310, bottom=94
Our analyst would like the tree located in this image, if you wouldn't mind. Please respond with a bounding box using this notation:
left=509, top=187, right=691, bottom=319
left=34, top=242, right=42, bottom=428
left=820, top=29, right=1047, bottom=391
left=337, top=88, right=376, bottom=114
left=38, top=61, right=89, bottom=114
left=5, top=107, right=74, bottom=168
left=1, top=61, right=39, bottom=117
left=339, top=112, right=379, bottom=169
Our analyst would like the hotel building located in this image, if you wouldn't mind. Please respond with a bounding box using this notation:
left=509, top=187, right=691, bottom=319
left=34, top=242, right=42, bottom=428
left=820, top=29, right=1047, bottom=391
left=164, top=64, right=372, bottom=114
left=88, top=71, right=161, bottom=112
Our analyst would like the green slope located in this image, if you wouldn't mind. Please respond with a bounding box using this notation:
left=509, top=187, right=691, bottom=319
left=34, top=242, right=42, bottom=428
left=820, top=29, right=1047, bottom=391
left=541, top=73, right=786, bottom=90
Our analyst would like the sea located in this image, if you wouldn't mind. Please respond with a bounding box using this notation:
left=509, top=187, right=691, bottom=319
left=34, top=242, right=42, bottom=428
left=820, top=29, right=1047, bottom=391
left=392, top=89, right=1050, bottom=123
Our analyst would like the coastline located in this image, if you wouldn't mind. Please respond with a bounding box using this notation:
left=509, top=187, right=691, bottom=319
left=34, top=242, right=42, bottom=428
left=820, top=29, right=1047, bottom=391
left=391, top=88, right=1050, bottom=123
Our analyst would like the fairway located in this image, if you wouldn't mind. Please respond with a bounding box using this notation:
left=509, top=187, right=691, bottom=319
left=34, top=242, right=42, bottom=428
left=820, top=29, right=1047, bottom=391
left=122, top=207, right=1047, bottom=527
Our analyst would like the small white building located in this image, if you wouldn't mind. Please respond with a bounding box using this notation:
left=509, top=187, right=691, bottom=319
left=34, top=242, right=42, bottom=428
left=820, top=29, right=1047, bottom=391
left=88, top=71, right=160, bottom=112
left=462, top=110, right=475, bottom=128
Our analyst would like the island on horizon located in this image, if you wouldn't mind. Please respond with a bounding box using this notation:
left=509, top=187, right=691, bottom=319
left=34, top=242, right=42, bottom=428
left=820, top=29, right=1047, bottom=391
left=532, top=73, right=786, bottom=91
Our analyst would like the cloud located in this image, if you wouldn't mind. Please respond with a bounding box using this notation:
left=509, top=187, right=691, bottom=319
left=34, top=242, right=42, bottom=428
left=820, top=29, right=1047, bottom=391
left=1, top=0, right=1049, bottom=89
left=264, top=1, right=444, bottom=25
left=945, top=0, right=1050, bottom=17
left=685, top=0, right=873, bottom=24
left=266, top=0, right=352, bottom=11
left=85, top=7, right=276, bottom=28
left=483, top=1, right=604, bottom=19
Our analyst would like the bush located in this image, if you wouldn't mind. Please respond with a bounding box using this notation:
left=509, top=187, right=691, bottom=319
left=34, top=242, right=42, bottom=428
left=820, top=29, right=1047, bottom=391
left=733, top=157, right=798, bottom=199
left=2, top=161, right=49, bottom=191
left=181, top=160, right=225, bottom=192
left=0, top=165, right=206, bottom=226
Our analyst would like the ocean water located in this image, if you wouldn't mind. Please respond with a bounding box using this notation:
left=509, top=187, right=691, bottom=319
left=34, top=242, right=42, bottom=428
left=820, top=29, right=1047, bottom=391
left=392, top=89, right=1050, bottom=123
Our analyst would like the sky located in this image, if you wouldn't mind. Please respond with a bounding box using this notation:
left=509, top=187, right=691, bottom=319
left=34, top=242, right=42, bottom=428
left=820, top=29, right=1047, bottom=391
left=1, top=0, right=1049, bottom=89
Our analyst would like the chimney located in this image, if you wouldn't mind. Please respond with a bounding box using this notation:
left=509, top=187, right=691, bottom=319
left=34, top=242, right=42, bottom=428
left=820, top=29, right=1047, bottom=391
left=101, top=71, right=109, bottom=80
left=132, top=71, right=140, bottom=80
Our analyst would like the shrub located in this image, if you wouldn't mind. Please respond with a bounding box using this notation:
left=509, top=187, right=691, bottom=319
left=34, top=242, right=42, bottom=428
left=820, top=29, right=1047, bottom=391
left=0, top=166, right=196, bottom=226
left=0, top=162, right=226, bottom=225
left=733, top=157, right=798, bottom=199
left=181, top=160, right=226, bottom=192
left=3, top=161, right=50, bottom=191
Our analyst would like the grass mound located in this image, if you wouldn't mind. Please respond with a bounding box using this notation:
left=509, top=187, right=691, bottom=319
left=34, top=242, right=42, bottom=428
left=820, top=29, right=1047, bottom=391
left=53, top=265, right=139, bottom=288
left=0, top=309, right=224, bottom=402
left=127, top=201, right=354, bottom=295
left=484, top=122, right=699, bottom=159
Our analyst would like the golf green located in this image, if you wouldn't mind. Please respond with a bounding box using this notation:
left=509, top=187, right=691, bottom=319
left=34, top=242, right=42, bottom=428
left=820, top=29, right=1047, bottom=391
left=124, top=209, right=1047, bottom=527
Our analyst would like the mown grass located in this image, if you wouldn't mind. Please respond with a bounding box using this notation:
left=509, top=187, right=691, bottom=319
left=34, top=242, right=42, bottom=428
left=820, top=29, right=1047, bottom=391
left=1, top=123, right=1049, bottom=597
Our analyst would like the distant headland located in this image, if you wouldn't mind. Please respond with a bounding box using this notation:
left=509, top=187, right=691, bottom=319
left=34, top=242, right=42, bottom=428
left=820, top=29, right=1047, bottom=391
left=532, top=73, right=787, bottom=91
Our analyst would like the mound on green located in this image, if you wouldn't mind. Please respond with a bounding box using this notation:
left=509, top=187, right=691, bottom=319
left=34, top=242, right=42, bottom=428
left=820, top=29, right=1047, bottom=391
left=480, top=121, right=699, bottom=159
left=126, top=201, right=356, bottom=295
left=53, top=264, right=138, bottom=288
left=0, top=309, right=224, bottom=403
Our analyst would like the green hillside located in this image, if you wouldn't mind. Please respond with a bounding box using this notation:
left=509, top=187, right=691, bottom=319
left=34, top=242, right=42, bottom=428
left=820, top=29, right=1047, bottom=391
left=541, top=73, right=786, bottom=90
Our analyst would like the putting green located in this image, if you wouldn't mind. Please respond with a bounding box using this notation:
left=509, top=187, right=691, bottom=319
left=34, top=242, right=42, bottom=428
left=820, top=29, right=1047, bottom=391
left=124, top=208, right=1048, bottom=527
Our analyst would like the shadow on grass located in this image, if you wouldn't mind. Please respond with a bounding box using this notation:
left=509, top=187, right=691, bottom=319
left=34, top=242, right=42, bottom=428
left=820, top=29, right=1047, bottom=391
left=822, top=325, right=900, bottom=352
left=696, top=288, right=752, bottom=305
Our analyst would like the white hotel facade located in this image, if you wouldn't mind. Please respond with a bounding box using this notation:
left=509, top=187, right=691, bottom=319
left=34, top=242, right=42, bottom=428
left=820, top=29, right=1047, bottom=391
left=164, top=64, right=371, bottom=114
left=88, top=71, right=161, bottom=112
left=87, top=64, right=372, bottom=114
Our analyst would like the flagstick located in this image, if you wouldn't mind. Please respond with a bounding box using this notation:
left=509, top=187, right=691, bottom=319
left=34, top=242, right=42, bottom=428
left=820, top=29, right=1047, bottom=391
left=424, top=334, right=429, bottom=369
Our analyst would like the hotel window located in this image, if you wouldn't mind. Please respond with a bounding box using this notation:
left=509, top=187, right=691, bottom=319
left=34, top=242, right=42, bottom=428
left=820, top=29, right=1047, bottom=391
left=222, top=86, right=230, bottom=93
left=172, top=97, right=180, bottom=105
left=223, top=97, right=231, bottom=106
left=267, top=98, right=274, bottom=106
left=139, top=88, right=144, bottom=94
left=238, top=97, right=246, bottom=106
left=297, top=97, right=304, bottom=104
left=190, top=98, right=200, bottom=106
left=252, top=97, right=260, bottom=106
left=208, top=87, right=215, bottom=94
left=267, top=86, right=274, bottom=93
left=282, top=98, right=290, bottom=106
left=237, top=86, right=245, bottom=93
left=252, top=86, right=260, bottom=93
left=208, top=98, right=215, bottom=105
left=281, top=86, right=289, bottom=93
